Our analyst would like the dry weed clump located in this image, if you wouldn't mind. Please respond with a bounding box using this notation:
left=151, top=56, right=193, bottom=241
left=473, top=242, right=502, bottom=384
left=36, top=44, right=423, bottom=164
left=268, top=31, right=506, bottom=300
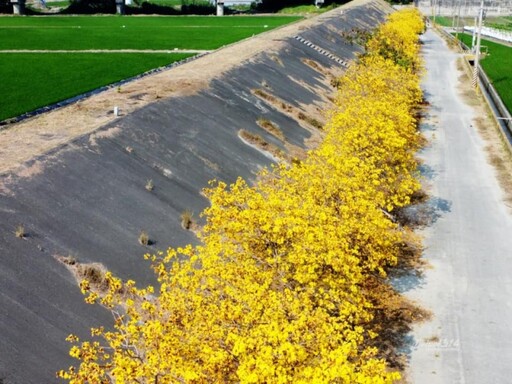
left=180, top=210, right=194, bottom=230
left=270, top=55, right=284, bottom=67
left=302, top=58, right=327, bottom=75
left=298, top=111, right=323, bottom=130
left=239, top=129, right=286, bottom=160
left=256, top=118, right=285, bottom=141
left=14, top=224, right=25, bottom=238
left=138, top=230, right=150, bottom=246
left=253, top=89, right=277, bottom=103
left=56, top=255, right=125, bottom=298
left=252, top=89, right=293, bottom=113
left=76, top=263, right=109, bottom=292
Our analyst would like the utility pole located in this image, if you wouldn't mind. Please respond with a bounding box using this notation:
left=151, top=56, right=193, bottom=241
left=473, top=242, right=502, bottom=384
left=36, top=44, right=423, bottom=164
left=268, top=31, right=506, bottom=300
left=472, top=0, right=485, bottom=88
left=452, top=0, right=461, bottom=29
left=455, top=0, right=462, bottom=40
left=471, top=15, right=477, bottom=50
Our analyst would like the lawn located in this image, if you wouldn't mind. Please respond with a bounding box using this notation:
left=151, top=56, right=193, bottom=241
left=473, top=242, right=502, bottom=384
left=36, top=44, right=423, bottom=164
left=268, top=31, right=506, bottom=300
left=0, top=15, right=300, bottom=121
left=458, top=33, right=512, bottom=114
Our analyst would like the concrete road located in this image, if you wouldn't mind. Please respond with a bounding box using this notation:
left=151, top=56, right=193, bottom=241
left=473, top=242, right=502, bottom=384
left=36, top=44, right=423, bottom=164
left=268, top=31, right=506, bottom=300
left=406, top=29, right=512, bottom=383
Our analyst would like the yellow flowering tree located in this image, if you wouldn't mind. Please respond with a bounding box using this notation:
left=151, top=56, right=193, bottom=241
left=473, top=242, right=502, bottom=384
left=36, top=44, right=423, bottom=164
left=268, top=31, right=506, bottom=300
left=59, top=9, right=424, bottom=384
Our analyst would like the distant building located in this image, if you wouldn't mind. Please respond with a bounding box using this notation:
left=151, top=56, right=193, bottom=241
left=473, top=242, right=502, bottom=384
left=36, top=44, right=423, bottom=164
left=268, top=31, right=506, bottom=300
left=417, top=0, right=512, bottom=16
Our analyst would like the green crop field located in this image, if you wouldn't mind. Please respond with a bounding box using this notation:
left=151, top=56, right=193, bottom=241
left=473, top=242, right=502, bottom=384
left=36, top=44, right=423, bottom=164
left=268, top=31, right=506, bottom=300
left=0, top=52, right=193, bottom=120
left=430, top=16, right=452, bottom=27
left=432, top=15, right=512, bottom=29
left=0, top=16, right=300, bottom=50
left=488, top=17, right=512, bottom=31
left=457, top=33, right=512, bottom=114
left=0, top=15, right=300, bottom=121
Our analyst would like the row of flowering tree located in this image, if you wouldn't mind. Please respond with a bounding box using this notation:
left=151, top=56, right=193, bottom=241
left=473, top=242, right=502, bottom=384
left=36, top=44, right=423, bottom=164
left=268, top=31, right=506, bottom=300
left=59, top=8, right=425, bottom=383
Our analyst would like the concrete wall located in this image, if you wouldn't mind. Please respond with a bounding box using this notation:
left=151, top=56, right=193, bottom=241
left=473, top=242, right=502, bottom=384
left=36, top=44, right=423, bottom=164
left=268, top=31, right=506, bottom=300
left=0, top=1, right=392, bottom=382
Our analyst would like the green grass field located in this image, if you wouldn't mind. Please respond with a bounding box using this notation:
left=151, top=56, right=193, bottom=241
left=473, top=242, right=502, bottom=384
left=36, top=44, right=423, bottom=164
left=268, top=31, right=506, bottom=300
left=0, top=16, right=300, bottom=50
left=432, top=15, right=512, bottom=30
left=0, top=52, right=192, bottom=120
left=488, top=16, right=512, bottom=31
left=430, top=15, right=452, bottom=27
left=0, top=15, right=300, bottom=121
left=458, top=33, right=512, bottom=114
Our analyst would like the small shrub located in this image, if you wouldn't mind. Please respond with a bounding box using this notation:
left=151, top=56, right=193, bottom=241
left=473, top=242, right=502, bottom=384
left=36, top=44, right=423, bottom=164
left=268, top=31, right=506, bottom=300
left=139, top=230, right=150, bottom=246
left=15, top=225, right=25, bottom=238
left=181, top=210, right=194, bottom=230
left=145, top=179, right=154, bottom=191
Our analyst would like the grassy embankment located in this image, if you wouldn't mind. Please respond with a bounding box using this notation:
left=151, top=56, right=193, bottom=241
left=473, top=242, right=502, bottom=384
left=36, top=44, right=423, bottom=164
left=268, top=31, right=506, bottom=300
left=0, top=15, right=300, bottom=121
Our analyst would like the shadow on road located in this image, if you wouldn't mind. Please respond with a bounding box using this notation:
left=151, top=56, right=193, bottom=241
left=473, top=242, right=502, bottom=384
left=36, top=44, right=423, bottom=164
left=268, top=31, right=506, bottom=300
left=397, top=195, right=452, bottom=228
left=418, top=163, right=437, bottom=180
left=391, top=269, right=425, bottom=294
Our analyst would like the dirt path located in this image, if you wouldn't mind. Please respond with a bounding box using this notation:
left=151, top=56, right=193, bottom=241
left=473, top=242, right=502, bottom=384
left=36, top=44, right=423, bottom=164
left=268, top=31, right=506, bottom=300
left=0, top=0, right=375, bottom=177
left=406, top=28, right=512, bottom=383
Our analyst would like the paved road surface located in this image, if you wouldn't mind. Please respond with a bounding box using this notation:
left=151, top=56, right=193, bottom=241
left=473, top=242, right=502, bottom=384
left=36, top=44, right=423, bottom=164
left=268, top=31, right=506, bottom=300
left=407, top=28, right=512, bottom=383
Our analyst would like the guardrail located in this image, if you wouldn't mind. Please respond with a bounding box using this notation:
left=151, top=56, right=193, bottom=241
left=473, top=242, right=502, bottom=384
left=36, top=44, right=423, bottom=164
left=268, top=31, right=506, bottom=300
left=478, top=63, right=512, bottom=138
left=436, top=27, right=512, bottom=146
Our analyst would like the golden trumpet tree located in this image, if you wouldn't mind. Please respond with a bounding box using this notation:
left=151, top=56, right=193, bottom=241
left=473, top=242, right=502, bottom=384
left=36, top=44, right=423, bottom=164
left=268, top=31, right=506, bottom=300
left=366, top=8, right=425, bottom=72
left=59, top=9, right=424, bottom=384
